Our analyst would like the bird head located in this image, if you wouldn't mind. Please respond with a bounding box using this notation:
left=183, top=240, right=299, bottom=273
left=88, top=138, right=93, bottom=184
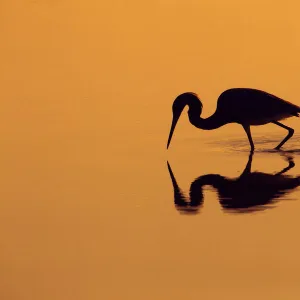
left=167, top=92, right=202, bottom=149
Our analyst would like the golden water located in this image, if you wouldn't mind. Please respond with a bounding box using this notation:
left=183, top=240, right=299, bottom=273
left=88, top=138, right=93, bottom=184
left=2, top=1, right=300, bottom=299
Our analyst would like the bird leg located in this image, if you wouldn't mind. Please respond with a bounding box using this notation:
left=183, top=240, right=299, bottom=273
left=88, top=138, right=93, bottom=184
left=272, top=121, right=294, bottom=150
left=240, top=151, right=254, bottom=176
left=275, top=155, right=295, bottom=175
left=243, top=125, right=255, bottom=151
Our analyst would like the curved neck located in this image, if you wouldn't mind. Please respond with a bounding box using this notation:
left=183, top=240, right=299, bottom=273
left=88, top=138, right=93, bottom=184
left=188, top=104, right=227, bottom=130
left=191, top=174, right=225, bottom=190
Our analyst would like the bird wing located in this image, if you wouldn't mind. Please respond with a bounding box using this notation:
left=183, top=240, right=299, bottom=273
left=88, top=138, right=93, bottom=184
left=217, top=88, right=300, bottom=124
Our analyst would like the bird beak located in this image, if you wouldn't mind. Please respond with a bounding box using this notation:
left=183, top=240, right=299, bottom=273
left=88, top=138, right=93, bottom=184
left=167, top=111, right=180, bottom=149
left=167, top=161, right=177, bottom=186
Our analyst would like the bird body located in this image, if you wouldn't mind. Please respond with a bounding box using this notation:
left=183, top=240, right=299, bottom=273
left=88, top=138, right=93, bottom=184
left=167, top=88, right=300, bottom=150
left=215, top=88, right=300, bottom=125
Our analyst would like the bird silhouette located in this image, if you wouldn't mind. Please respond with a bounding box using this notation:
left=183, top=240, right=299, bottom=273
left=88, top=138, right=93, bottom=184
left=167, top=153, right=300, bottom=214
left=167, top=88, right=300, bottom=151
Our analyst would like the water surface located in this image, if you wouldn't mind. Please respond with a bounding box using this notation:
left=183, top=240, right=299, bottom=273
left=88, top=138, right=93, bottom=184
left=2, top=1, right=300, bottom=299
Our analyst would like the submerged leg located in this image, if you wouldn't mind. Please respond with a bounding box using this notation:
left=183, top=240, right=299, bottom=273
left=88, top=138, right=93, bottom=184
left=275, top=155, right=295, bottom=175
left=243, top=125, right=254, bottom=152
left=272, top=121, right=294, bottom=150
left=240, top=151, right=254, bottom=177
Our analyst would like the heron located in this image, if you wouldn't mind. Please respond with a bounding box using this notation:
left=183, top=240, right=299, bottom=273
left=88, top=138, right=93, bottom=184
left=166, top=88, right=300, bottom=151
left=167, top=153, right=300, bottom=214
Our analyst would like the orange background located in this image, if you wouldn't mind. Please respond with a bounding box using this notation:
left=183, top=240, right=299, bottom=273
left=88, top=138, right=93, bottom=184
left=1, top=1, right=300, bottom=299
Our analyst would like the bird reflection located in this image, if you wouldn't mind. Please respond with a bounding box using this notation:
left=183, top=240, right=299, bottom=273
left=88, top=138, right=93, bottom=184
left=167, top=153, right=300, bottom=214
